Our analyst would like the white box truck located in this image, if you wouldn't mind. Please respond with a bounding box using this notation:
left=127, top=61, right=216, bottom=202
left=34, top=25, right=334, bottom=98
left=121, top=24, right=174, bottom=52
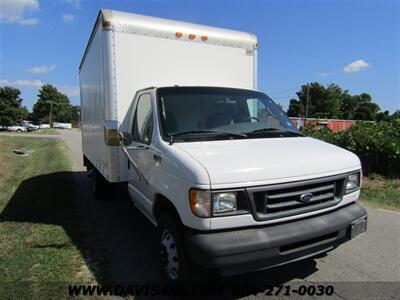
left=80, top=9, right=367, bottom=283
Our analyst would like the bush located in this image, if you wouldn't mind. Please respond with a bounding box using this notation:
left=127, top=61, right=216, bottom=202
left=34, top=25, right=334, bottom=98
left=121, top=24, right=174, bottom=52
left=302, top=120, right=400, bottom=177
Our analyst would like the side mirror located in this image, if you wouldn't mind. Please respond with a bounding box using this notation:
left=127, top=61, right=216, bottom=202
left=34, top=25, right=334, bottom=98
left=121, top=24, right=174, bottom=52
left=120, top=131, right=133, bottom=146
left=104, top=120, right=133, bottom=146
left=103, top=120, right=120, bottom=146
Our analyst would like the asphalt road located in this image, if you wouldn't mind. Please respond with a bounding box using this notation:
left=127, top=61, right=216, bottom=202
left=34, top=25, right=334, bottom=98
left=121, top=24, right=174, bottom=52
left=57, top=129, right=400, bottom=299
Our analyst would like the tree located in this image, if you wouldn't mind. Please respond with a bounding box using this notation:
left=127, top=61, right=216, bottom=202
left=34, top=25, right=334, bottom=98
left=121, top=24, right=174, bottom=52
left=354, top=101, right=380, bottom=120
left=0, top=86, right=28, bottom=126
left=32, top=84, right=72, bottom=125
left=341, top=94, right=358, bottom=119
left=287, top=82, right=342, bottom=119
left=391, top=110, right=400, bottom=120
left=287, top=99, right=304, bottom=117
left=286, top=83, right=381, bottom=121
left=376, top=110, right=390, bottom=122
left=70, top=105, right=81, bottom=125
left=358, top=93, right=373, bottom=103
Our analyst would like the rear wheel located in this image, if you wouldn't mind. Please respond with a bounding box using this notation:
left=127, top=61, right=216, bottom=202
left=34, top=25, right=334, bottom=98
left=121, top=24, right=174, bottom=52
left=16, top=129, right=22, bottom=132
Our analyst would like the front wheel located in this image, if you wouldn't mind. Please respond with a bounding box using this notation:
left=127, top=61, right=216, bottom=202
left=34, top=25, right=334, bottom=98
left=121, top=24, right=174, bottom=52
left=159, top=213, right=193, bottom=284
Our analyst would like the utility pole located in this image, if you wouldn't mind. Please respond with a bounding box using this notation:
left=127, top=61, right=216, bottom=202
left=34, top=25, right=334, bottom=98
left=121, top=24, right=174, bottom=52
left=305, top=83, right=310, bottom=125
left=49, top=101, right=53, bottom=128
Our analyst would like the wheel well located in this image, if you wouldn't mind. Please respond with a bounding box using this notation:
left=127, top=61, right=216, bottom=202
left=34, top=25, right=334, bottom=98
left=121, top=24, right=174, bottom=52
left=153, top=194, right=181, bottom=224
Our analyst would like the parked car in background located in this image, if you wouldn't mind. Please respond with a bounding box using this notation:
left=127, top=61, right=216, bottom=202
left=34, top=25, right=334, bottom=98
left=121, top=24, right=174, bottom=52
left=39, top=124, right=51, bottom=129
left=7, top=124, right=27, bottom=132
left=26, top=123, right=39, bottom=131
left=53, top=122, right=72, bottom=129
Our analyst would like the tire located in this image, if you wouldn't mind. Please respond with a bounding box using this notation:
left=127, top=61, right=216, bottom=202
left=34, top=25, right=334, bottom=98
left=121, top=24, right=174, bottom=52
left=92, top=168, right=118, bottom=201
left=158, top=213, right=194, bottom=284
left=17, top=129, right=22, bottom=132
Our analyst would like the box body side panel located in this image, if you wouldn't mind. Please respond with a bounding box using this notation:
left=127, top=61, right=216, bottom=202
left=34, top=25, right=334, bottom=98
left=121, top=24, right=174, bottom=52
left=80, top=25, right=111, bottom=179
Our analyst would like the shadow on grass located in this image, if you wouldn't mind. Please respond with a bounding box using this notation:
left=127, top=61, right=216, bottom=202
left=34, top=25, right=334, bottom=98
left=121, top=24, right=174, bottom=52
left=0, top=171, right=320, bottom=299
left=0, top=172, right=106, bottom=283
left=1, top=172, right=79, bottom=226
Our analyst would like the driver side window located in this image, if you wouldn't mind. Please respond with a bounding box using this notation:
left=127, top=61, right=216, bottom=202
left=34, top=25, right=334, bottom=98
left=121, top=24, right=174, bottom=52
left=132, top=94, right=153, bottom=144
left=246, top=98, right=279, bottom=125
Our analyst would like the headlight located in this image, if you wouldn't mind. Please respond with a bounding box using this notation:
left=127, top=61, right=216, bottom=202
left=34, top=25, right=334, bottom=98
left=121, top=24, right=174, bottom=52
left=346, top=173, right=360, bottom=193
left=213, top=192, right=237, bottom=214
left=189, top=189, right=211, bottom=217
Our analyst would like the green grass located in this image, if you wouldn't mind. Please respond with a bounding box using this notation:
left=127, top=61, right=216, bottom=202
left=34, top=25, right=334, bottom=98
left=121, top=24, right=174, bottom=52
left=360, top=175, right=400, bottom=211
left=0, top=136, right=96, bottom=299
left=32, top=128, right=60, bottom=135
left=0, top=128, right=60, bottom=135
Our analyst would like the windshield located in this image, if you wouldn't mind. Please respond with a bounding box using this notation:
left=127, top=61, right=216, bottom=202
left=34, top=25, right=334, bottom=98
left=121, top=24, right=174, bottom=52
left=157, top=87, right=299, bottom=142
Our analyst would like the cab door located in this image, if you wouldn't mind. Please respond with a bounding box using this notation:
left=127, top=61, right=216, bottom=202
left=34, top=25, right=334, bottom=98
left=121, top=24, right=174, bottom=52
left=126, top=92, right=157, bottom=217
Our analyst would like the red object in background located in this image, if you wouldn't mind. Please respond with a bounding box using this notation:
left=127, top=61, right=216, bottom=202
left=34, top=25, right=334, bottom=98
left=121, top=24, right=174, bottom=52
left=328, top=120, right=355, bottom=132
left=289, top=117, right=356, bottom=132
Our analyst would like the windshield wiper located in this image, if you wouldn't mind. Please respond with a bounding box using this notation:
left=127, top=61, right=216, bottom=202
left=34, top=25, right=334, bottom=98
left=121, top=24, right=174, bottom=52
left=243, top=128, right=304, bottom=136
left=169, top=129, right=247, bottom=144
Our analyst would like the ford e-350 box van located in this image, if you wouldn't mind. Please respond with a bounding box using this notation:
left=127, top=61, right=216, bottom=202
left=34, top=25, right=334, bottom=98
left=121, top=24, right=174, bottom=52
left=80, top=9, right=367, bottom=283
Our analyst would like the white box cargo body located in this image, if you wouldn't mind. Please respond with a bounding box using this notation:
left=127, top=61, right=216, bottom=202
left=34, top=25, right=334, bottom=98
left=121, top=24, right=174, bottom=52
left=79, top=9, right=258, bottom=182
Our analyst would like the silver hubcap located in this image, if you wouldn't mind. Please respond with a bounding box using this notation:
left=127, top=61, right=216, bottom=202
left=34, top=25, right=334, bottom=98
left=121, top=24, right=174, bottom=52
left=160, top=229, right=179, bottom=280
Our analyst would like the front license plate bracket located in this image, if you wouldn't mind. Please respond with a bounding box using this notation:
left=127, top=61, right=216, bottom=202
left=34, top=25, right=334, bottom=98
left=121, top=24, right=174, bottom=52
left=349, top=216, right=367, bottom=239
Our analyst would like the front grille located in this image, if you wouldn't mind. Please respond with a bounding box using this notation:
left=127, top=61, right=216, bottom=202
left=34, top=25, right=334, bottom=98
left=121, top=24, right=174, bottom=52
left=264, top=182, right=336, bottom=212
left=247, top=174, right=347, bottom=221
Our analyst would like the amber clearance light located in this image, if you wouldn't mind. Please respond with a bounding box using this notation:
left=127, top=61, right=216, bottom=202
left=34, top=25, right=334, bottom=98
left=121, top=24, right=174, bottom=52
left=189, top=189, right=211, bottom=217
left=102, top=20, right=112, bottom=28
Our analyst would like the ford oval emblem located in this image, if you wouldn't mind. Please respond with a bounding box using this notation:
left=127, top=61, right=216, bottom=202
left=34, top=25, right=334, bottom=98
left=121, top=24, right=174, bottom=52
left=299, top=193, right=313, bottom=203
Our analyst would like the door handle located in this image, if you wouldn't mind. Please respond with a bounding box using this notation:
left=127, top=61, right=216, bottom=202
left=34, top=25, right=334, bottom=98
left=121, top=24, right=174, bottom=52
left=126, top=145, right=149, bottom=150
left=153, top=154, right=162, bottom=165
left=136, top=145, right=148, bottom=149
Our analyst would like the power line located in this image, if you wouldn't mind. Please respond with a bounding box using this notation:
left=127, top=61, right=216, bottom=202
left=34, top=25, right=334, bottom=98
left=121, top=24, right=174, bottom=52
left=272, top=96, right=295, bottom=100
left=268, top=85, right=301, bottom=95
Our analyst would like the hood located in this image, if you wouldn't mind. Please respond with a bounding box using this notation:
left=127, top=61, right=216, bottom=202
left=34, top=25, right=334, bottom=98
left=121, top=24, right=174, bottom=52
left=175, top=137, right=360, bottom=185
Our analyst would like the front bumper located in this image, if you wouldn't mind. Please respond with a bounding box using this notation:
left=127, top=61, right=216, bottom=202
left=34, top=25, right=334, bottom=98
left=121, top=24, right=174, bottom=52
left=185, top=203, right=366, bottom=276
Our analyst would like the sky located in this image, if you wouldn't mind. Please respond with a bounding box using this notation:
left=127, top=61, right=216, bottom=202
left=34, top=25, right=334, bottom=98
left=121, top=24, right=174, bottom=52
left=0, top=0, right=399, bottom=113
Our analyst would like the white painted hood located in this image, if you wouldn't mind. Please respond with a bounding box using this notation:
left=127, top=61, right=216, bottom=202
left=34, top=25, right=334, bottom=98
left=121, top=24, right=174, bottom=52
left=175, top=137, right=361, bottom=186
